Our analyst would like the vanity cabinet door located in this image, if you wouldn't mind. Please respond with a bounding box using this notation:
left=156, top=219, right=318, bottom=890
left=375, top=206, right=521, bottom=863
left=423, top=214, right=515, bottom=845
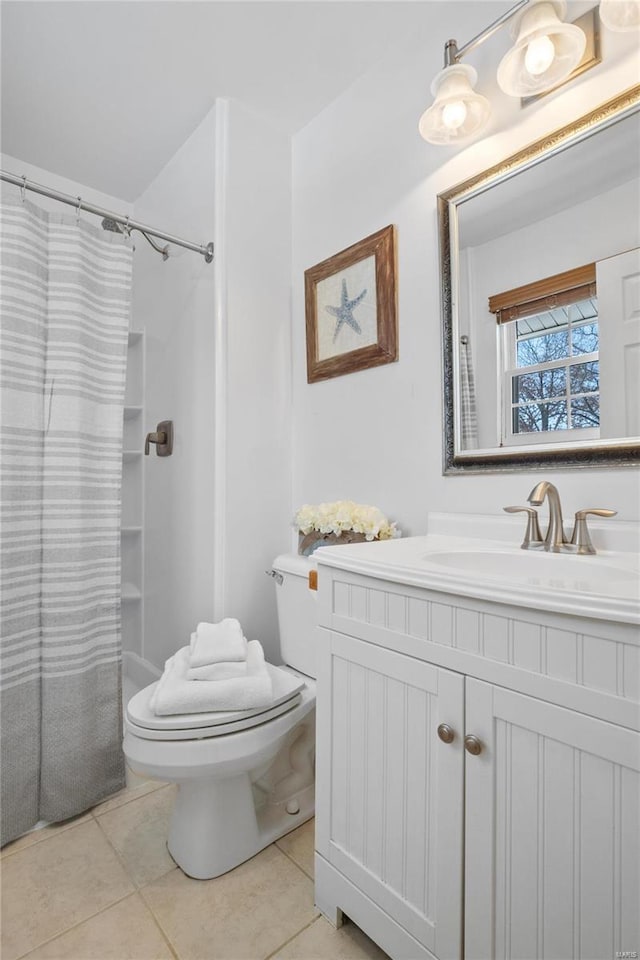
left=464, top=679, right=640, bottom=960
left=316, top=630, right=465, bottom=960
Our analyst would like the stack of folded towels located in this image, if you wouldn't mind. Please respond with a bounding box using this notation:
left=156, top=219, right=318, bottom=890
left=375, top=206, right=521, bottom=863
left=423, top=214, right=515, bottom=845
left=150, top=618, right=273, bottom=716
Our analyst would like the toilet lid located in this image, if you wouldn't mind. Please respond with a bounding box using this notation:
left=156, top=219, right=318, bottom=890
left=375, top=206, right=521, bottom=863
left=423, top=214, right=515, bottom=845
left=126, top=663, right=306, bottom=739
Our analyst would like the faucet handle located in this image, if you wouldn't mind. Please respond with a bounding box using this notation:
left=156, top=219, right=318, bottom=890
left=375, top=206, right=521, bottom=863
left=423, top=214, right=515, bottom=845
left=570, top=508, right=617, bottom=555
left=503, top=506, right=544, bottom=550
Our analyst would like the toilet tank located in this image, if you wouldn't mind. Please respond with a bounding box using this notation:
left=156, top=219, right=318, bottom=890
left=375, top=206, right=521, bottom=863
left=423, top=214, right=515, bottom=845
left=272, top=553, right=318, bottom=680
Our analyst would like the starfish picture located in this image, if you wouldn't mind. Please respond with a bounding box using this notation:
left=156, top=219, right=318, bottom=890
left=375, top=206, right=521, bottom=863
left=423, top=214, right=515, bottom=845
left=326, top=278, right=367, bottom=342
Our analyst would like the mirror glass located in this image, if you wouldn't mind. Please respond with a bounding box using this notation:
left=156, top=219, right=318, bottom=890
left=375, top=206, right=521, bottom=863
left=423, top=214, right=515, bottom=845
left=441, top=89, right=640, bottom=472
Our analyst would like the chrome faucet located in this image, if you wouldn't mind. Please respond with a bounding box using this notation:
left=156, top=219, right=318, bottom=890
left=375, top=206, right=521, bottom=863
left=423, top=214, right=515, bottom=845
left=527, top=480, right=568, bottom=553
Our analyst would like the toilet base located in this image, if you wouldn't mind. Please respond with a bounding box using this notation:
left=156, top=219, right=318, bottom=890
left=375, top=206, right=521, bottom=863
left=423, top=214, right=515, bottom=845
left=167, top=776, right=314, bottom=879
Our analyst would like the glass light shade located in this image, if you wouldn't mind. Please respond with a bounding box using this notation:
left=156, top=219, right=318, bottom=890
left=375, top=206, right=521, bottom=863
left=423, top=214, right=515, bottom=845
left=497, top=0, right=587, bottom=97
left=418, top=64, right=491, bottom=145
left=599, top=0, right=640, bottom=31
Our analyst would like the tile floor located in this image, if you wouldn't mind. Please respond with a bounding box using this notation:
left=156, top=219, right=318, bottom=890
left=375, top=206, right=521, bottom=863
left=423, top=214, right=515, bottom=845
left=1, top=777, right=390, bottom=960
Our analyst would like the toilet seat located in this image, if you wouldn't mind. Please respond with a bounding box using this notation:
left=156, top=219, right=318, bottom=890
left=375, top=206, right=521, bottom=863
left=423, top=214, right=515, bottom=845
left=126, top=663, right=306, bottom=741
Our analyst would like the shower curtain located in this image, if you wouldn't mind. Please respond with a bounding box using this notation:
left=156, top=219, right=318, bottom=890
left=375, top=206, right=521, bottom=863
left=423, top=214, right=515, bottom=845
left=1, top=197, right=132, bottom=846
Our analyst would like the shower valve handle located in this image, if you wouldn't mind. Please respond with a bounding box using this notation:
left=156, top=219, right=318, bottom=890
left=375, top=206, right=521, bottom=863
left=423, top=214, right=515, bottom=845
left=144, top=431, right=165, bottom=454
left=145, top=421, right=173, bottom=456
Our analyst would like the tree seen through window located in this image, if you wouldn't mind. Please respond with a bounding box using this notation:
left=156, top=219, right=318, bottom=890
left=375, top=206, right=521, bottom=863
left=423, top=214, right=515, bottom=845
left=509, top=300, right=599, bottom=435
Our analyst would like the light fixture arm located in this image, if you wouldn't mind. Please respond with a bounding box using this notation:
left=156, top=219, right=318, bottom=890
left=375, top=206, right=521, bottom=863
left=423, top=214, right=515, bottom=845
left=443, top=0, right=531, bottom=66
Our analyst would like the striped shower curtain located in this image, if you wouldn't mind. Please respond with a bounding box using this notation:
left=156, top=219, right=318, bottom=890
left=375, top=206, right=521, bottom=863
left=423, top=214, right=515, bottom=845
left=1, top=198, right=133, bottom=846
left=459, top=337, right=478, bottom=450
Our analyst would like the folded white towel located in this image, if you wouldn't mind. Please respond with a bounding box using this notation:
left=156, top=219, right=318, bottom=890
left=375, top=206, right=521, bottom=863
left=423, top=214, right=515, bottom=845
left=186, top=635, right=249, bottom=681
left=150, top=640, right=273, bottom=716
left=189, top=618, right=247, bottom=667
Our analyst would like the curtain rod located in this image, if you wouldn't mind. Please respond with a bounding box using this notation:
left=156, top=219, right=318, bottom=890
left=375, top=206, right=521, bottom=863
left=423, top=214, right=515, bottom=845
left=0, top=170, right=214, bottom=263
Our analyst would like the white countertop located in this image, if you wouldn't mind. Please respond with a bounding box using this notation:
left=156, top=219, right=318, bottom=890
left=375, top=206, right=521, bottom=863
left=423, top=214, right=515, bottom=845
left=314, top=515, right=640, bottom=625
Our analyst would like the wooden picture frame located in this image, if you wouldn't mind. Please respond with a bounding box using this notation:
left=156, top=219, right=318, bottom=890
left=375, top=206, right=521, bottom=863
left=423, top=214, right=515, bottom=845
left=304, top=225, right=397, bottom=383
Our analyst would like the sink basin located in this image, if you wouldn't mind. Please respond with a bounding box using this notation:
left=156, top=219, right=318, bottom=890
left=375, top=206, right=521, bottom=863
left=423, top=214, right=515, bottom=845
left=314, top=522, right=639, bottom=624
left=423, top=549, right=637, bottom=591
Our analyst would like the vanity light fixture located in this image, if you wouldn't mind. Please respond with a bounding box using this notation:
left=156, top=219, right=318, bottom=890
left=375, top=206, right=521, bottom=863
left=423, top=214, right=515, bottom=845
left=419, top=0, right=589, bottom=144
left=497, top=1, right=586, bottom=96
left=598, top=0, right=640, bottom=31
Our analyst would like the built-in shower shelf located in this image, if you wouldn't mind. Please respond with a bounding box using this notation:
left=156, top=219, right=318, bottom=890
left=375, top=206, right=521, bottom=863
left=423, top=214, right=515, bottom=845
left=122, top=329, right=144, bottom=656
left=121, top=582, right=141, bottom=602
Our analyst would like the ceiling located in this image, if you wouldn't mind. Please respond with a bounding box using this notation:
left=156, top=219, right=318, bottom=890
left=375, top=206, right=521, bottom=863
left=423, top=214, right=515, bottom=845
left=458, top=111, right=640, bottom=247
left=0, top=0, right=453, bottom=201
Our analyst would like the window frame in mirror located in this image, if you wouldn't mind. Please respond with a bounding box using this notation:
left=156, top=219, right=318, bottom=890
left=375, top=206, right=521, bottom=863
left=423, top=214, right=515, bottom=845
left=438, top=84, right=640, bottom=475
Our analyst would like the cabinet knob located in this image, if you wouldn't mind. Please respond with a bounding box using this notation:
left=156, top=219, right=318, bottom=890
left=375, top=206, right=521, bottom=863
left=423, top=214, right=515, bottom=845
left=464, top=734, right=483, bottom=756
left=437, top=723, right=456, bottom=744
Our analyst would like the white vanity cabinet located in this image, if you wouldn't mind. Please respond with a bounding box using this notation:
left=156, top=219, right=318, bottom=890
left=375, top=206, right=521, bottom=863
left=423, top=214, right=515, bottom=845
left=316, top=631, right=465, bottom=960
left=464, top=679, right=639, bottom=960
left=314, top=558, right=640, bottom=960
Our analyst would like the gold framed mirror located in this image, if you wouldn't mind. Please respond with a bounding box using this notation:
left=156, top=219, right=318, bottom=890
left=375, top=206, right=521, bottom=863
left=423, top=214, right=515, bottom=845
left=439, top=85, right=640, bottom=474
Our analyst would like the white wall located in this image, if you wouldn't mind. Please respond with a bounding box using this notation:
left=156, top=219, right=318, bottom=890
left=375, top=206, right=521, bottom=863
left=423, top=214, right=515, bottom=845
left=132, top=99, right=292, bottom=669
left=132, top=109, right=217, bottom=669
left=291, top=12, right=640, bottom=532
left=219, top=100, right=293, bottom=663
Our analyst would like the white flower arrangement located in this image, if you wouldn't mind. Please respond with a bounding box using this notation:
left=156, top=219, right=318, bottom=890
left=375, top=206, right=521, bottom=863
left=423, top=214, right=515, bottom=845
left=295, top=500, right=397, bottom=542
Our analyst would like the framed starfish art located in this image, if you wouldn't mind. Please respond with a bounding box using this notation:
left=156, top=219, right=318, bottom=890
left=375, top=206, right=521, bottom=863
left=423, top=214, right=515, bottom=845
left=304, top=225, right=397, bottom=383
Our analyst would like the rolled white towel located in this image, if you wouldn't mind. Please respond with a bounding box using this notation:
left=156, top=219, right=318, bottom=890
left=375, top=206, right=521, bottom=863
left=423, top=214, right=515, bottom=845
left=186, top=635, right=248, bottom=681
left=189, top=618, right=247, bottom=666
left=150, top=640, right=273, bottom=716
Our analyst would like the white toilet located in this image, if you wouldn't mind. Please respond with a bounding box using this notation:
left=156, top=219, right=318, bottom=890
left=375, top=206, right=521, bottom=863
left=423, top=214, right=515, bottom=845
left=123, top=553, right=317, bottom=880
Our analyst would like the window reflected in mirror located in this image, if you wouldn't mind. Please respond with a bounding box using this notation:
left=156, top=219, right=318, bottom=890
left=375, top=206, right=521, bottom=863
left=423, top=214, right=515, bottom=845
left=491, top=267, right=601, bottom=446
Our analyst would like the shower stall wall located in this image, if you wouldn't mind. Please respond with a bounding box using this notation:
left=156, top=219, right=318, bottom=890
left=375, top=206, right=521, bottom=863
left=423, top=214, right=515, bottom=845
left=130, top=105, right=218, bottom=671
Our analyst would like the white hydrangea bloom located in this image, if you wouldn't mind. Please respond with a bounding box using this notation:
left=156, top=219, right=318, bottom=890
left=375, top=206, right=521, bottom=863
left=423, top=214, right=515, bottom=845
left=294, top=504, right=318, bottom=534
left=294, top=500, right=396, bottom=541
